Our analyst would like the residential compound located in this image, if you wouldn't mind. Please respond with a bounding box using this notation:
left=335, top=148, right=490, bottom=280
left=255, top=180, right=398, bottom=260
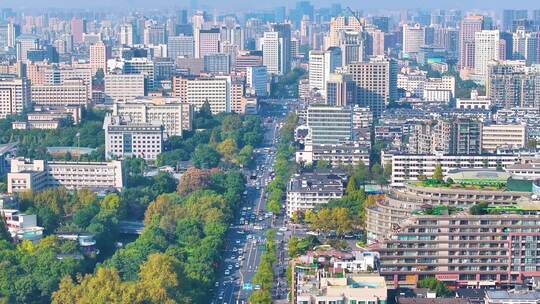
left=286, top=169, right=346, bottom=217
left=366, top=169, right=540, bottom=288
left=7, top=158, right=124, bottom=193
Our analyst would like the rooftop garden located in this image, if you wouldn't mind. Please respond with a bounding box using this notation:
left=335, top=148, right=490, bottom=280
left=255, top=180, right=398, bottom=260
left=415, top=178, right=506, bottom=191
left=412, top=205, right=463, bottom=216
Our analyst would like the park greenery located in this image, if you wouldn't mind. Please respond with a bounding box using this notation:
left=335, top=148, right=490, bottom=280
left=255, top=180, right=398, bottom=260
left=157, top=102, right=263, bottom=169
left=249, top=230, right=278, bottom=304
left=0, top=103, right=259, bottom=303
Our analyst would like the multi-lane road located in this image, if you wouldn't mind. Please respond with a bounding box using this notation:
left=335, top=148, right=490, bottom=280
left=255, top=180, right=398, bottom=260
left=213, top=105, right=290, bottom=304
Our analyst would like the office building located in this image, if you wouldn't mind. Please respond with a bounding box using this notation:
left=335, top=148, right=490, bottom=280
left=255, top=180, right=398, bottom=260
left=203, top=53, right=230, bottom=74
left=104, top=115, right=164, bottom=161
left=262, top=23, right=291, bottom=75
left=7, top=158, right=123, bottom=193
left=119, top=23, right=134, bottom=46
left=196, top=28, right=220, bottom=58
left=295, top=143, right=370, bottom=167
left=89, top=41, right=107, bottom=75
left=123, top=57, right=156, bottom=91
left=143, top=23, right=166, bottom=45
left=308, top=48, right=342, bottom=97
left=112, top=99, right=192, bottom=136
left=326, top=73, right=357, bottom=106
left=338, top=31, right=364, bottom=66
left=31, top=79, right=89, bottom=107
left=459, top=16, right=484, bottom=70
left=474, top=30, right=500, bottom=83
left=167, top=35, right=194, bottom=59
left=104, top=73, right=146, bottom=103
left=329, top=13, right=363, bottom=47
left=450, top=118, right=482, bottom=155
left=307, top=105, right=353, bottom=145
left=347, top=56, right=397, bottom=118
left=503, top=9, right=528, bottom=32
left=481, top=124, right=527, bottom=153
left=0, top=78, right=30, bottom=119
left=70, top=18, right=86, bottom=44
left=402, top=23, right=425, bottom=56
left=15, top=34, right=39, bottom=61
left=43, top=66, right=93, bottom=99
left=246, top=66, right=267, bottom=97
left=175, top=76, right=231, bottom=114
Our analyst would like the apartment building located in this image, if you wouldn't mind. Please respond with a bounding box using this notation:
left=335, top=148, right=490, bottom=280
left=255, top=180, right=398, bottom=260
left=104, top=73, right=146, bottom=103
left=375, top=211, right=540, bottom=288
left=482, top=124, right=527, bottom=153
left=7, top=158, right=124, bottom=193
left=31, top=79, right=89, bottom=107
left=366, top=182, right=530, bottom=242
left=112, top=99, right=192, bottom=137
left=286, top=169, right=345, bottom=217
left=347, top=56, right=397, bottom=118
left=292, top=249, right=386, bottom=304
left=104, top=115, right=164, bottom=161
left=0, top=78, right=30, bottom=118
left=387, top=152, right=520, bottom=186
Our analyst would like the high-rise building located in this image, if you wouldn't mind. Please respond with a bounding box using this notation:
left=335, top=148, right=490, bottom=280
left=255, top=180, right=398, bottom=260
left=70, top=18, right=86, bottom=44
left=174, top=76, right=232, bottom=114
left=15, top=34, right=39, bottom=61
left=459, top=15, right=484, bottom=70
left=203, top=53, right=230, bottom=74
left=89, top=41, right=107, bottom=75
left=196, top=28, right=220, bottom=58
left=246, top=66, right=268, bottom=97
left=0, top=78, right=30, bottom=119
left=119, top=23, right=134, bottom=46
left=123, top=58, right=156, bottom=91
left=0, top=23, right=16, bottom=49
left=487, top=60, right=540, bottom=108
left=474, top=30, right=500, bottom=83
left=167, top=35, right=195, bottom=59
left=326, top=73, right=357, bottom=107
left=402, top=23, right=425, bottom=56
left=262, top=23, right=291, bottom=75
left=307, top=105, right=353, bottom=145
left=329, top=12, right=363, bottom=47
left=308, top=47, right=342, bottom=96
left=347, top=56, right=398, bottom=118
left=450, top=118, right=482, bottom=155
left=338, top=31, right=364, bottom=65
left=502, top=9, right=528, bottom=32
left=512, top=28, right=540, bottom=65
left=143, top=23, right=166, bottom=45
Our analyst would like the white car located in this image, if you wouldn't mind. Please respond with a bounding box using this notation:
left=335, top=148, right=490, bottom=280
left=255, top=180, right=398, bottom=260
left=279, top=227, right=287, bottom=232
left=224, top=270, right=230, bottom=275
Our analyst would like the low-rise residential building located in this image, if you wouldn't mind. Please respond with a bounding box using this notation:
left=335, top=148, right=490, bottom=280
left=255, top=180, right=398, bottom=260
left=481, top=124, right=527, bottom=153
left=286, top=169, right=346, bottom=217
left=7, top=158, right=124, bottom=193
left=485, top=290, right=540, bottom=304
left=296, top=143, right=370, bottom=167
left=104, top=115, right=164, bottom=161
left=112, top=98, right=192, bottom=137
left=292, top=248, right=386, bottom=304
left=2, top=209, right=44, bottom=242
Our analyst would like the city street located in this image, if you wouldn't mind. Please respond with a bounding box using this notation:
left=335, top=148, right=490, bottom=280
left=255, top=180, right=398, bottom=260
left=213, top=103, right=290, bottom=304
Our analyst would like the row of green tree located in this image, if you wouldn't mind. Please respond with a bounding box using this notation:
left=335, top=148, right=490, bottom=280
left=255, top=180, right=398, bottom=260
left=249, top=230, right=278, bottom=304
left=265, top=113, right=298, bottom=214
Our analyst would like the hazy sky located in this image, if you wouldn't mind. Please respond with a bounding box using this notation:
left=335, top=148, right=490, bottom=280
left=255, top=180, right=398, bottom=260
left=2, top=0, right=539, bottom=11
